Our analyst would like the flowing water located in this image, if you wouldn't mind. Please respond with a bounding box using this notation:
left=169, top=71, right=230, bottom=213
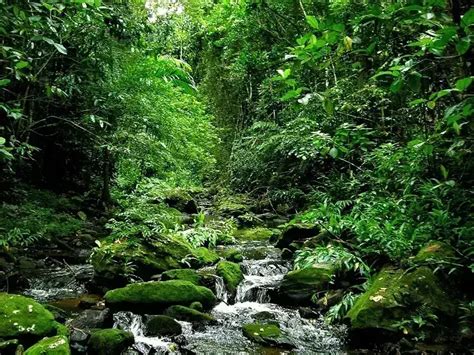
left=113, top=240, right=346, bottom=354
left=20, top=239, right=346, bottom=354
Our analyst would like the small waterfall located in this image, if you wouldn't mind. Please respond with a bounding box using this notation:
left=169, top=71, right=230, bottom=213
left=214, top=276, right=229, bottom=303
left=113, top=312, right=180, bottom=354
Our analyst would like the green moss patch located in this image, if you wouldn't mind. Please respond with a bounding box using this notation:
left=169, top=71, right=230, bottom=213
left=24, top=335, right=70, bottom=355
left=104, top=280, right=216, bottom=312
left=216, top=261, right=243, bottom=293
left=233, top=227, right=274, bottom=241
left=88, top=329, right=134, bottom=355
left=146, top=315, right=182, bottom=336
left=0, top=293, right=62, bottom=340
left=164, top=305, right=216, bottom=323
left=161, top=269, right=202, bottom=285
left=192, top=247, right=220, bottom=265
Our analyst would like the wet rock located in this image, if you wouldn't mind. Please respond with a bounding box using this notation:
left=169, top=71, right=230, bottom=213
left=281, top=248, right=293, bottom=260
left=146, top=315, right=182, bottom=336
left=88, top=329, right=134, bottom=355
left=216, top=261, right=243, bottom=294
left=44, top=304, right=69, bottom=323
left=164, top=305, right=216, bottom=324
left=275, top=224, right=319, bottom=249
left=252, top=311, right=276, bottom=321
left=298, top=307, right=319, bottom=319
left=78, top=294, right=101, bottom=309
left=24, top=335, right=70, bottom=355
left=346, top=267, right=456, bottom=345
left=0, top=293, right=63, bottom=345
left=275, top=265, right=334, bottom=304
left=161, top=269, right=202, bottom=285
left=242, top=323, right=294, bottom=349
left=104, top=280, right=217, bottom=312
left=69, top=308, right=112, bottom=329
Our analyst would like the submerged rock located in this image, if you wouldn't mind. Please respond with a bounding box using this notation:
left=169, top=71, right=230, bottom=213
left=346, top=267, right=456, bottom=344
left=216, top=261, right=244, bottom=294
left=164, top=305, right=216, bottom=324
left=276, top=265, right=333, bottom=304
left=88, top=329, right=134, bottom=355
left=275, top=224, right=319, bottom=249
left=104, top=280, right=216, bottom=312
left=0, top=293, right=64, bottom=344
left=69, top=308, right=112, bottom=330
left=24, top=335, right=70, bottom=355
left=146, top=315, right=182, bottom=336
left=242, top=323, right=294, bottom=349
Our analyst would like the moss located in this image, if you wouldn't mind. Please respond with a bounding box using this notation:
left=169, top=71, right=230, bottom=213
left=24, top=335, right=70, bottom=355
left=275, top=224, right=319, bottom=249
left=88, top=329, right=134, bottom=355
left=161, top=269, right=202, bottom=285
left=164, top=305, right=215, bottom=323
left=193, top=247, right=220, bottom=265
left=0, top=293, right=62, bottom=340
left=146, top=315, right=182, bottom=336
left=347, top=267, right=456, bottom=333
left=104, top=280, right=216, bottom=312
left=91, top=234, right=193, bottom=283
left=189, top=301, right=204, bottom=312
left=277, top=265, right=334, bottom=304
left=216, top=261, right=243, bottom=293
left=222, top=248, right=244, bottom=263
left=414, top=241, right=455, bottom=263
left=216, top=194, right=251, bottom=217
left=233, top=227, right=274, bottom=241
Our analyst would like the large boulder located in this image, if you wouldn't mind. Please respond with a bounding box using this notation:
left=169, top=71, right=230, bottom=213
left=242, top=323, right=294, bottom=349
left=0, top=293, right=63, bottom=345
left=87, top=329, right=134, bottom=355
left=24, top=335, right=70, bottom=355
left=216, top=261, right=243, bottom=294
left=346, top=267, right=456, bottom=344
left=274, top=224, right=319, bottom=249
left=104, top=280, right=216, bottom=312
left=91, top=234, right=193, bottom=288
left=275, top=265, right=334, bottom=304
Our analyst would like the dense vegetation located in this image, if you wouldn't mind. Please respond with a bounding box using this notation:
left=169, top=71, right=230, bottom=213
left=1, top=0, right=473, bottom=353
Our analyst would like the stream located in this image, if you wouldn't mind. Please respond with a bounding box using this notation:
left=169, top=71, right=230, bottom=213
left=21, top=239, right=347, bottom=354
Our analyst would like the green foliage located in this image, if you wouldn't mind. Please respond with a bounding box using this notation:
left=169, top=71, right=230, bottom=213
left=179, top=215, right=236, bottom=248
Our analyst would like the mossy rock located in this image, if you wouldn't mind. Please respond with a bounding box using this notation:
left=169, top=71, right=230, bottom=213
left=276, top=265, right=334, bottom=304
left=161, top=269, right=202, bottom=285
left=222, top=248, right=244, bottom=263
left=216, top=194, right=251, bottom=217
left=192, top=247, right=220, bottom=266
left=216, top=261, right=243, bottom=293
left=88, top=329, right=134, bottom=355
left=347, top=267, right=456, bottom=338
left=164, top=305, right=216, bottom=324
left=242, top=323, right=294, bottom=349
left=414, top=241, right=456, bottom=264
left=233, top=227, right=274, bottom=241
left=275, top=223, right=319, bottom=249
left=0, top=293, right=64, bottom=343
left=189, top=302, right=204, bottom=312
left=24, top=335, right=70, bottom=355
left=104, top=280, right=216, bottom=312
left=146, top=315, right=182, bottom=336
left=91, top=234, right=193, bottom=287
left=161, top=189, right=198, bottom=214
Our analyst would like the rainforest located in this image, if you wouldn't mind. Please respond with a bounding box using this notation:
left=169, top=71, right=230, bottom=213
left=0, top=0, right=473, bottom=354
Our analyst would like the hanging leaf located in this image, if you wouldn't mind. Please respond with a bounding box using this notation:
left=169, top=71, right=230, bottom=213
left=390, top=78, right=403, bottom=93
left=461, top=8, right=474, bottom=28
left=343, top=36, right=353, bottom=51
left=329, top=147, right=339, bottom=158
left=456, top=38, right=470, bottom=55
left=440, top=165, right=448, bottom=180
left=0, top=79, right=10, bottom=87
left=455, top=77, right=473, bottom=92
left=306, top=16, right=319, bottom=30
left=323, top=98, right=334, bottom=115
left=53, top=43, right=67, bottom=55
